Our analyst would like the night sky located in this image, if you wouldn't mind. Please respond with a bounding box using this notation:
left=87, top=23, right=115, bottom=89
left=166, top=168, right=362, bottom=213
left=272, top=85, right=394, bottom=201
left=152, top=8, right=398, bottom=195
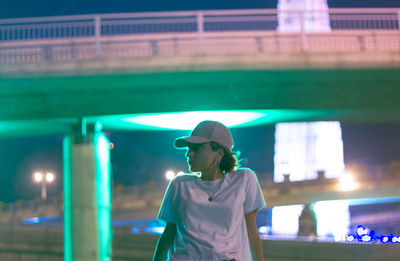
left=1, top=0, right=400, bottom=19
left=1, top=1, right=400, bottom=203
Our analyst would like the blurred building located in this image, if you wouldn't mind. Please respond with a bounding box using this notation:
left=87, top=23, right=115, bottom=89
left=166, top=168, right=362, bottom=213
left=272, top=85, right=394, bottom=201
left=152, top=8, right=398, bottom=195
left=278, top=0, right=331, bottom=32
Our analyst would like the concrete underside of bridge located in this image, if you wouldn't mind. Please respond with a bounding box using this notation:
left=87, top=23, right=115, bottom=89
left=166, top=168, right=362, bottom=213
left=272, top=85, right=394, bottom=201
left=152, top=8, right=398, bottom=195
left=1, top=66, right=400, bottom=136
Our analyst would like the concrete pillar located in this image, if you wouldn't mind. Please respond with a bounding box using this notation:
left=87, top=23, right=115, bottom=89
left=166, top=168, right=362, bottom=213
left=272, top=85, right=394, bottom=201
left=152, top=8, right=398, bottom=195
left=63, top=121, right=112, bottom=261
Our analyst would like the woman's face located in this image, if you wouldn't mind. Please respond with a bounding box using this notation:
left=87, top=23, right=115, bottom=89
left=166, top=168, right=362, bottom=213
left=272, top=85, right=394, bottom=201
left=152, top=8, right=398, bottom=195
left=186, top=143, right=219, bottom=173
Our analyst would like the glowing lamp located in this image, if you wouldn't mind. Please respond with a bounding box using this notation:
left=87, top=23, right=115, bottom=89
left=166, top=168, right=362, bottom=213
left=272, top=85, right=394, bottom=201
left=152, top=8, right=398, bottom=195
left=46, top=172, right=55, bottom=183
left=165, top=170, right=175, bottom=180
left=34, top=172, right=43, bottom=182
left=338, top=173, right=358, bottom=191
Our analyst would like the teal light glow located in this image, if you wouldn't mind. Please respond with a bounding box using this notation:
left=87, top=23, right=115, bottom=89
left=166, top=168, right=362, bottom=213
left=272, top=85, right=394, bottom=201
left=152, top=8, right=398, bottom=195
left=94, top=133, right=112, bottom=261
left=121, top=111, right=266, bottom=130
left=63, top=136, right=73, bottom=261
left=95, top=109, right=335, bottom=131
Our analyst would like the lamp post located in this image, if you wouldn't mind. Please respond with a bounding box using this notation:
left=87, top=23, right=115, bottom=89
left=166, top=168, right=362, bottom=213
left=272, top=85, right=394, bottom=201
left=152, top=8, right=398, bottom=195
left=33, top=171, right=55, bottom=200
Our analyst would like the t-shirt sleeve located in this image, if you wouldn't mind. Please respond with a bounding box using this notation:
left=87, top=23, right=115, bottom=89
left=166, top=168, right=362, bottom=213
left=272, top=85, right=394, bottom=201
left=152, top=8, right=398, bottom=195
left=156, top=179, right=177, bottom=224
left=243, top=169, right=267, bottom=214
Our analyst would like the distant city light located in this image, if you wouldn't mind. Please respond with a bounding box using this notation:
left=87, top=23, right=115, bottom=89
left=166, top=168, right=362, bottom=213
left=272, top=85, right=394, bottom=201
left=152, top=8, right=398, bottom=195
left=131, top=227, right=141, bottom=234
left=33, top=171, right=55, bottom=183
left=46, top=173, right=55, bottom=183
left=165, top=170, right=175, bottom=180
left=33, top=172, right=43, bottom=182
left=357, top=226, right=364, bottom=236
left=338, top=173, right=358, bottom=191
left=24, top=217, right=40, bottom=224
left=357, top=225, right=368, bottom=236
left=33, top=170, right=56, bottom=200
left=22, top=216, right=60, bottom=224
left=346, top=235, right=355, bottom=242
left=259, top=226, right=268, bottom=234
left=361, top=235, right=372, bottom=242
left=144, top=226, right=165, bottom=235
left=345, top=225, right=400, bottom=244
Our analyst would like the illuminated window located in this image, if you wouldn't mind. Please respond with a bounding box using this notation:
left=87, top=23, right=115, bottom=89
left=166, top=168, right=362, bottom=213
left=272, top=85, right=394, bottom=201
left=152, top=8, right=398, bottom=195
left=277, top=0, right=331, bottom=32
left=272, top=205, right=304, bottom=236
left=313, top=200, right=350, bottom=241
left=274, top=122, right=345, bottom=182
left=272, top=121, right=349, bottom=239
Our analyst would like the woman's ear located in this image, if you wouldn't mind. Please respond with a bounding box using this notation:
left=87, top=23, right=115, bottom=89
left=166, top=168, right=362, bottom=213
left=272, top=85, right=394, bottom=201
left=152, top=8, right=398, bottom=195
left=217, top=148, right=225, bottom=160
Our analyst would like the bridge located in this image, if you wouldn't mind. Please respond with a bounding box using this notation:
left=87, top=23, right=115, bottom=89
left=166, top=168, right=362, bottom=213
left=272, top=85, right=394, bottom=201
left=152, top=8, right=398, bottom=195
left=1, top=8, right=400, bottom=137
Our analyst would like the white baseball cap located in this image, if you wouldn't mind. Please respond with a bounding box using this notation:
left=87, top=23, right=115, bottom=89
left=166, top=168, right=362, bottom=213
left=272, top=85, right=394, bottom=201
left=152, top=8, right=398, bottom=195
left=175, top=121, right=234, bottom=152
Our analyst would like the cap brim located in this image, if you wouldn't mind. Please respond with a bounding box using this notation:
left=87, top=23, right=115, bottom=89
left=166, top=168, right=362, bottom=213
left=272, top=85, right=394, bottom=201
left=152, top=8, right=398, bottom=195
left=174, top=136, right=210, bottom=148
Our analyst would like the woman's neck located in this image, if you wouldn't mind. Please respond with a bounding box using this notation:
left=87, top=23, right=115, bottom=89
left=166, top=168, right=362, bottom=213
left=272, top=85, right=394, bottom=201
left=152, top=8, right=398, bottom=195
left=200, top=169, right=223, bottom=181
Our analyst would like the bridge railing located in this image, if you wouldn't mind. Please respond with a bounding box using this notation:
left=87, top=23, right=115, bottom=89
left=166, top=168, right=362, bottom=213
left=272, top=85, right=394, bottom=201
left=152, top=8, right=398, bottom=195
left=0, top=8, right=399, bottom=64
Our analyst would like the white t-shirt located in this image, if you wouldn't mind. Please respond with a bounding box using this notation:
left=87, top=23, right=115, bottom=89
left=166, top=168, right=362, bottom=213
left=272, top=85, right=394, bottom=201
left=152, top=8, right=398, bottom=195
left=157, top=168, right=266, bottom=261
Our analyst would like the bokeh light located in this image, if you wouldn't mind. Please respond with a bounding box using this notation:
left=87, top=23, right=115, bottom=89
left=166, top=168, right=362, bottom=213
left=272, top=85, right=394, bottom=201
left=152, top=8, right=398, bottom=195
left=33, top=172, right=43, bottom=182
left=165, top=170, right=175, bottom=180
left=338, top=173, right=358, bottom=191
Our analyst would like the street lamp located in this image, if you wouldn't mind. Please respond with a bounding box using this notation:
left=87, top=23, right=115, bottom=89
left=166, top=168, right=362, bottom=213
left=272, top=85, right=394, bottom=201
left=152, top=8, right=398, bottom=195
left=165, top=170, right=175, bottom=181
left=33, top=171, right=55, bottom=200
left=165, top=170, right=185, bottom=181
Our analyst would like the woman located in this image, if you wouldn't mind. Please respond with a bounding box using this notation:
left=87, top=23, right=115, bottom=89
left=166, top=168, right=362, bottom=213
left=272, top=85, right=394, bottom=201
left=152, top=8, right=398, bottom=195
left=153, top=120, right=266, bottom=261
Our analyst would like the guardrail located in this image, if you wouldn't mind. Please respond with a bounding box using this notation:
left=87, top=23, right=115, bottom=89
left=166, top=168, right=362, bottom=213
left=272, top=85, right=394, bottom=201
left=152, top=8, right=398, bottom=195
left=0, top=8, right=399, bottom=64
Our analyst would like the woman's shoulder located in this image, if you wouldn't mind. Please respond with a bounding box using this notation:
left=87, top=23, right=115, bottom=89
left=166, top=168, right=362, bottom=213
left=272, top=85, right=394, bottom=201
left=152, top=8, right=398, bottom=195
left=171, top=173, right=199, bottom=183
left=231, top=167, right=255, bottom=174
left=227, top=167, right=255, bottom=180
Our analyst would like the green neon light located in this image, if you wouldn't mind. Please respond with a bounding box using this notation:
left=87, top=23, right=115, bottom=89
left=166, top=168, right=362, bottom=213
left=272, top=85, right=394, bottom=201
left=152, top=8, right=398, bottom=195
left=95, top=109, right=335, bottom=131
left=94, top=133, right=112, bottom=261
left=63, top=135, right=73, bottom=261
left=122, top=110, right=266, bottom=130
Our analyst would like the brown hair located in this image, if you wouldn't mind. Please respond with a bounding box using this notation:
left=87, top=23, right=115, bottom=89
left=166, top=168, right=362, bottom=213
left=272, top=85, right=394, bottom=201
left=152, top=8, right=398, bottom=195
left=209, top=142, right=241, bottom=174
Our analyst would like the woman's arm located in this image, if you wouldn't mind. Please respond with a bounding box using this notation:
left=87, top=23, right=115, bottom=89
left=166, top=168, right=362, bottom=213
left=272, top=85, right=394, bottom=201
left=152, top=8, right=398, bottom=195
left=152, top=222, right=177, bottom=261
left=245, top=210, right=264, bottom=261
